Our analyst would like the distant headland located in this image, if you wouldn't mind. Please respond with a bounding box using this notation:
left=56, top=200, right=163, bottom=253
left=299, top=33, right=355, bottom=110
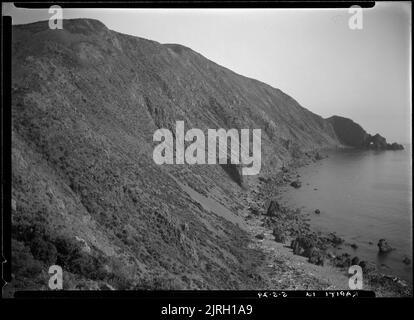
left=327, top=116, right=404, bottom=150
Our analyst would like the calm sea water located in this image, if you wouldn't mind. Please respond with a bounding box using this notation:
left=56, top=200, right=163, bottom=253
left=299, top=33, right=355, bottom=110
left=282, top=145, right=412, bottom=283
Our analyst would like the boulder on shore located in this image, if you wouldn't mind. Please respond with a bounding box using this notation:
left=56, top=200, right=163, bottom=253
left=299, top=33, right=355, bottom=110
left=290, top=180, right=302, bottom=189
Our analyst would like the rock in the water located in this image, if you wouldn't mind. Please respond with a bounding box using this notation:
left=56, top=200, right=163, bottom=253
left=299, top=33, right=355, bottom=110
left=350, top=243, right=358, bottom=249
left=403, top=257, right=411, bottom=265
left=387, top=142, right=404, bottom=150
left=290, top=180, right=302, bottom=189
left=314, top=209, right=320, bottom=214
left=377, top=239, right=393, bottom=253
left=255, top=234, right=265, bottom=240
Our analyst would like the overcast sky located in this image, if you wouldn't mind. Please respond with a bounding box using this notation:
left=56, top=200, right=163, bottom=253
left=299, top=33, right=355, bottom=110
left=3, top=2, right=411, bottom=142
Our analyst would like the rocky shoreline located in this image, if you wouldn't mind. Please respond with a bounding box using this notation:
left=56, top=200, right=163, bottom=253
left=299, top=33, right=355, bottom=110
left=242, top=151, right=412, bottom=297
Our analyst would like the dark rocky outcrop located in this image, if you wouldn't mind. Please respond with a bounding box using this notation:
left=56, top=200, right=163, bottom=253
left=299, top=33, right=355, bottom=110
left=272, top=227, right=287, bottom=244
left=291, top=236, right=315, bottom=257
left=266, top=200, right=281, bottom=217
left=378, top=239, right=394, bottom=253
left=327, top=116, right=404, bottom=150
left=290, top=180, right=302, bottom=189
left=351, top=256, right=360, bottom=265
left=308, top=248, right=326, bottom=266
left=387, top=142, right=405, bottom=150
left=221, top=162, right=244, bottom=187
left=327, top=116, right=369, bottom=148
left=333, top=253, right=352, bottom=268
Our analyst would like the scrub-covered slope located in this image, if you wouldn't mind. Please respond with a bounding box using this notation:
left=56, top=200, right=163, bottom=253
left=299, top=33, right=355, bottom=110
left=9, top=19, right=340, bottom=291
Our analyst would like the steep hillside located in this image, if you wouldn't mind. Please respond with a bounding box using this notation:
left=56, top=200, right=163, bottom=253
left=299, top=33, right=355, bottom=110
left=9, top=19, right=340, bottom=291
